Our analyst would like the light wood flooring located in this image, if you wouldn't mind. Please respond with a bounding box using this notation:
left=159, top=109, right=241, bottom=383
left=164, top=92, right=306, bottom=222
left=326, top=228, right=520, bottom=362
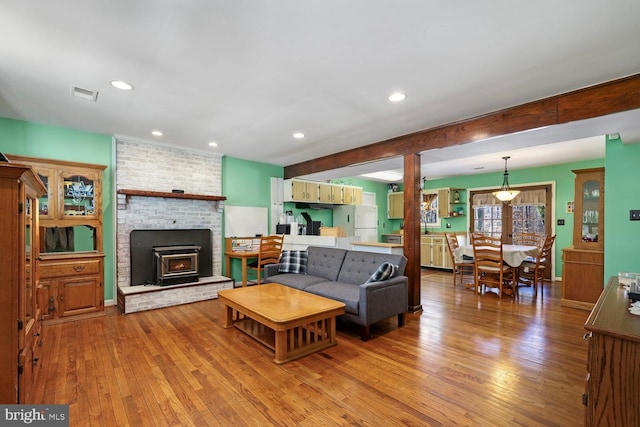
left=32, top=270, right=590, bottom=426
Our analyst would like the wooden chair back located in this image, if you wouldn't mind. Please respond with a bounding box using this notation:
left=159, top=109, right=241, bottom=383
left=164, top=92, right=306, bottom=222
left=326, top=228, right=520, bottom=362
left=445, top=232, right=475, bottom=286
left=471, top=233, right=514, bottom=298
left=248, top=234, right=284, bottom=284
left=512, top=232, right=545, bottom=248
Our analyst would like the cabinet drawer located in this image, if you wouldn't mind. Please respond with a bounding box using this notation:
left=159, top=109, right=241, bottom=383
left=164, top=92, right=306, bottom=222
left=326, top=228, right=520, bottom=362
left=41, top=259, right=101, bottom=278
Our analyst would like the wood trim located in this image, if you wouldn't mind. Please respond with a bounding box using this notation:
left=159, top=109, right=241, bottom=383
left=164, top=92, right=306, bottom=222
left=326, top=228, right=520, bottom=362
left=284, top=73, right=640, bottom=178
left=117, top=189, right=226, bottom=202
left=403, top=153, right=422, bottom=313
left=7, top=154, right=107, bottom=171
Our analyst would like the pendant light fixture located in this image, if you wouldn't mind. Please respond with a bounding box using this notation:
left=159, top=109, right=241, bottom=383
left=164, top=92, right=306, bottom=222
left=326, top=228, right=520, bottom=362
left=492, top=156, right=520, bottom=202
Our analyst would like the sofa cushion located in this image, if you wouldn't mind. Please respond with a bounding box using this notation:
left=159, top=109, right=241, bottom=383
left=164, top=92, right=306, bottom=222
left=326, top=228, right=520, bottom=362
left=306, top=246, right=347, bottom=282
left=304, top=281, right=359, bottom=315
left=366, top=262, right=398, bottom=283
left=278, top=250, right=308, bottom=274
left=337, top=251, right=407, bottom=285
left=265, top=273, right=326, bottom=291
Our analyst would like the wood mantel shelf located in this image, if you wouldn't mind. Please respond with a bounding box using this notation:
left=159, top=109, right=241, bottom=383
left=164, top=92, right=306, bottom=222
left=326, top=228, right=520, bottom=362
left=118, top=189, right=226, bottom=202
left=117, top=189, right=226, bottom=212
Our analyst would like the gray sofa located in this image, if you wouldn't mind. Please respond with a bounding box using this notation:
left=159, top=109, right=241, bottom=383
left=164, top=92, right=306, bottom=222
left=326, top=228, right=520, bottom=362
left=264, top=246, right=408, bottom=341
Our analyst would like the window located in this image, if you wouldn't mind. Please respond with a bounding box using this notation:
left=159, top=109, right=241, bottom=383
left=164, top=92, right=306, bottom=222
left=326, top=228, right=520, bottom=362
left=470, top=186, right=551, bottom=244
left=472, top=205, right=503, bottom=239
left=421, top=192, right=441, bottom=226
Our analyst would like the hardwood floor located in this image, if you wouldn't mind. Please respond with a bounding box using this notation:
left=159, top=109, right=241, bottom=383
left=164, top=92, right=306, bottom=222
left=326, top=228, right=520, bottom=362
left=32, top=270, right=590, bottom=426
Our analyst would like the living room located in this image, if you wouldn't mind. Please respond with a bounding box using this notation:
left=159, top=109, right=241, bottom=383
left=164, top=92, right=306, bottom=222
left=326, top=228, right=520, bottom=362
left=3, top=1, right=640, bottom=425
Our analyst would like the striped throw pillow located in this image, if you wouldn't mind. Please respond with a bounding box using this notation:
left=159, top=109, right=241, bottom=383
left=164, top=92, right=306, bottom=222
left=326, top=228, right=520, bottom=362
left=277, top=250, right=308, bottom=274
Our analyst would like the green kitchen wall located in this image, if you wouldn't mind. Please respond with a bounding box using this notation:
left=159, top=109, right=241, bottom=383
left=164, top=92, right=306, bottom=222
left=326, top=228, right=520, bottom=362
left=0, top=117, right=115, bottom=301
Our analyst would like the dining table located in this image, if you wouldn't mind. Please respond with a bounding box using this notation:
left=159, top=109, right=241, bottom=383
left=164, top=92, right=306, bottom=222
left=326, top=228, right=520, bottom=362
left=454, top=244, right=540, bottom=267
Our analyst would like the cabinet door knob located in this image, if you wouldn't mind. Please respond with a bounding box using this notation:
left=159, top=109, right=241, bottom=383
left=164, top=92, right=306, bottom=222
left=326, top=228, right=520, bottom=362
left=73, top=265, right=85, bottom=272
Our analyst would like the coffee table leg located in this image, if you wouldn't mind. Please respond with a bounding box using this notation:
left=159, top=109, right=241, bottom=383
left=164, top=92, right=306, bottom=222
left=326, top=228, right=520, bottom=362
left=274, top=330, right=287, bottom=364
left=223, top=305, right=234, bottom=328
left=327, top=316, right=336, bottom=344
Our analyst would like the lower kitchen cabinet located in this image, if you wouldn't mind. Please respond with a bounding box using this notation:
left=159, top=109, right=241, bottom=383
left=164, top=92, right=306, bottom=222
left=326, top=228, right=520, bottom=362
left=39, top=252, right=104, bottom=322
left=420, top=235, right=453, bottom=270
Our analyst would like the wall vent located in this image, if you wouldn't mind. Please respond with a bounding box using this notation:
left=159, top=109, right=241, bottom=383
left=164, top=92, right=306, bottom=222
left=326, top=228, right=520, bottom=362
left=70, top=85, right=98, bottom=102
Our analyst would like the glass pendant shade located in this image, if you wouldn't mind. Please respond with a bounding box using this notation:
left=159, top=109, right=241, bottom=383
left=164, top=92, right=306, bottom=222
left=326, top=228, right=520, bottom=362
left=492, top=156, right=520, bottom=202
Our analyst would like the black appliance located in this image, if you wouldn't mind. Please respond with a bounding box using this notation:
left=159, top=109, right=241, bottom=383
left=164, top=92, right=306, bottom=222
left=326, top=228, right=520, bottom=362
left=276, top=224, right=290, bottom=234
left=300, top=212, right=321, bottom=235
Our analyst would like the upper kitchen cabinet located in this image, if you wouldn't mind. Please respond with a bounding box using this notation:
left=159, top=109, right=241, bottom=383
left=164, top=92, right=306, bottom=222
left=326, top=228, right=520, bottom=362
left=318, top=182, right=342, bottom=203
left=388, top=191, right=404, bottom=219
left=347, top=186, right=363, bottom=205
left=284, top=179, right=319, bottom=203
left=284, top=179, right=363, bottom=205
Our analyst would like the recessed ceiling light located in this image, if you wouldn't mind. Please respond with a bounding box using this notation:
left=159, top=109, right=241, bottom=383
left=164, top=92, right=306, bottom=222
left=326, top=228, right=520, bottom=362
left=208, top=141, right=218, bottom=147
left=151, top=130, right=163, bottom=136
left=110, top=80, right=134, bottom=90
left=388, top=92, right=406, bottom=102
left=293, top=132, right=305, bottom=139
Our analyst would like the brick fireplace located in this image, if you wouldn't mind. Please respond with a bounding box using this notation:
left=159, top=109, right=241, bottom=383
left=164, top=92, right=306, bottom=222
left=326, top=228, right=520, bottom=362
left=115, top=138, right=232, bottom=312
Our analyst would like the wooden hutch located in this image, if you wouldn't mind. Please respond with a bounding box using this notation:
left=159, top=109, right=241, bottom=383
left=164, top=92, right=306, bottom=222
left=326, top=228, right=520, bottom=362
left=562, top=168, right=604, bottom=310
left=10, top=155, right=106, bottom=323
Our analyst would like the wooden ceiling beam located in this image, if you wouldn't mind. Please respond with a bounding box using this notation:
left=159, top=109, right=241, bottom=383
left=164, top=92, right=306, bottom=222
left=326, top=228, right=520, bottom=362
left=284, top=73, right=640, bottom=179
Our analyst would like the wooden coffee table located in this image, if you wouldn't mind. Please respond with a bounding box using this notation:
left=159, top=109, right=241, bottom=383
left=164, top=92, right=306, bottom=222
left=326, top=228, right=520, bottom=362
left=218, top=283, right=346, bottom=364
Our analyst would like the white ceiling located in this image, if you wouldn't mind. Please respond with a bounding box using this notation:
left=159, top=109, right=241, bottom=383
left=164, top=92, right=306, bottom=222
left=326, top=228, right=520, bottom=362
left=1, top=1, right=639, bottom=181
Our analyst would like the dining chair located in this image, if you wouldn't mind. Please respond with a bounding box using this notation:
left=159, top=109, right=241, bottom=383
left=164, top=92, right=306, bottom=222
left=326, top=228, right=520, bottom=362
left=247, top=234, right=284, bottom=285
left=445, top=233, right=474, bottom=287
left=512, top=232, right=546, bottom=248
left=471, top=233, right=516, bottom=299
left=517, top=234, right=555, bottom=297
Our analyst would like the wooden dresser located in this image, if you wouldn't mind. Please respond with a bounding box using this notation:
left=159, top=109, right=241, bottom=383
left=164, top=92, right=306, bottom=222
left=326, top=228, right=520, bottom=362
left=584, top=276, right=640, bottom=426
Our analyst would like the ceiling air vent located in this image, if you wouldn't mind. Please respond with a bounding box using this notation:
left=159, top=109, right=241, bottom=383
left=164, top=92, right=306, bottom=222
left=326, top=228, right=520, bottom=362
left=70, top=85, right=98, bottom=102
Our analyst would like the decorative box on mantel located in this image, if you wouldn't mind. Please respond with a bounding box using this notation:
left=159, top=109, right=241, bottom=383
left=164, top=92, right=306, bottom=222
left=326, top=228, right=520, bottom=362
left=117, top=276, right=233, bottom=314
left=117, top=189, right=226, bottom=212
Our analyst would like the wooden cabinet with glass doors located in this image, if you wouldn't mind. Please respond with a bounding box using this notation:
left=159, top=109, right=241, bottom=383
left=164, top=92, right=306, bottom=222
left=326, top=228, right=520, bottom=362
left=0, top=161, right=46, bottom=403
left=9, top=155, right=106, bottom=322
left=562, top=168, right=604, bottom=310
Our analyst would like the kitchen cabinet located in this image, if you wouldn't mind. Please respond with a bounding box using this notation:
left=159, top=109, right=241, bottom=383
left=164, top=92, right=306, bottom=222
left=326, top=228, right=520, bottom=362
left=286, top=179, right=319, bottom=202
left=319, top=183, right=343, bottom=203
left=420, top=235, right=453, bottom=269
left=387, top=192, right=404, bottom=219
left=284, top=179, right=364, bottom=205
left=583, top=276, right=640, bottom=426
left=343, top=185, right=363, bottom=205
left=0, top=162, right=46, bottom=403
left=10, top=155, right=106, bottom=322
left=562, top=168, right=604, bottom=310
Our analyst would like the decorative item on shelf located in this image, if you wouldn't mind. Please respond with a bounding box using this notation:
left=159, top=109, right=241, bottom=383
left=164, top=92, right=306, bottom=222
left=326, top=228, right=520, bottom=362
left=454, top=190, right=460, bottom=202
left=492, top=156, right=520, bottom=202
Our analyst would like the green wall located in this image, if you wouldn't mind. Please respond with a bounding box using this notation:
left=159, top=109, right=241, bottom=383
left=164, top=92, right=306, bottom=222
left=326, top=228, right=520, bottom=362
left=604, top=136, right=640, bottom=280
left=0, top=117, right=115, bottom=300
left=221, top=156, right=282, bottom=280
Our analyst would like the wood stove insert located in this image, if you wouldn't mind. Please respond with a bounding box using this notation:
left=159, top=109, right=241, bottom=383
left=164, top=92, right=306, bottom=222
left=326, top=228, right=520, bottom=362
left=153, top=245, right=201, bottom=286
